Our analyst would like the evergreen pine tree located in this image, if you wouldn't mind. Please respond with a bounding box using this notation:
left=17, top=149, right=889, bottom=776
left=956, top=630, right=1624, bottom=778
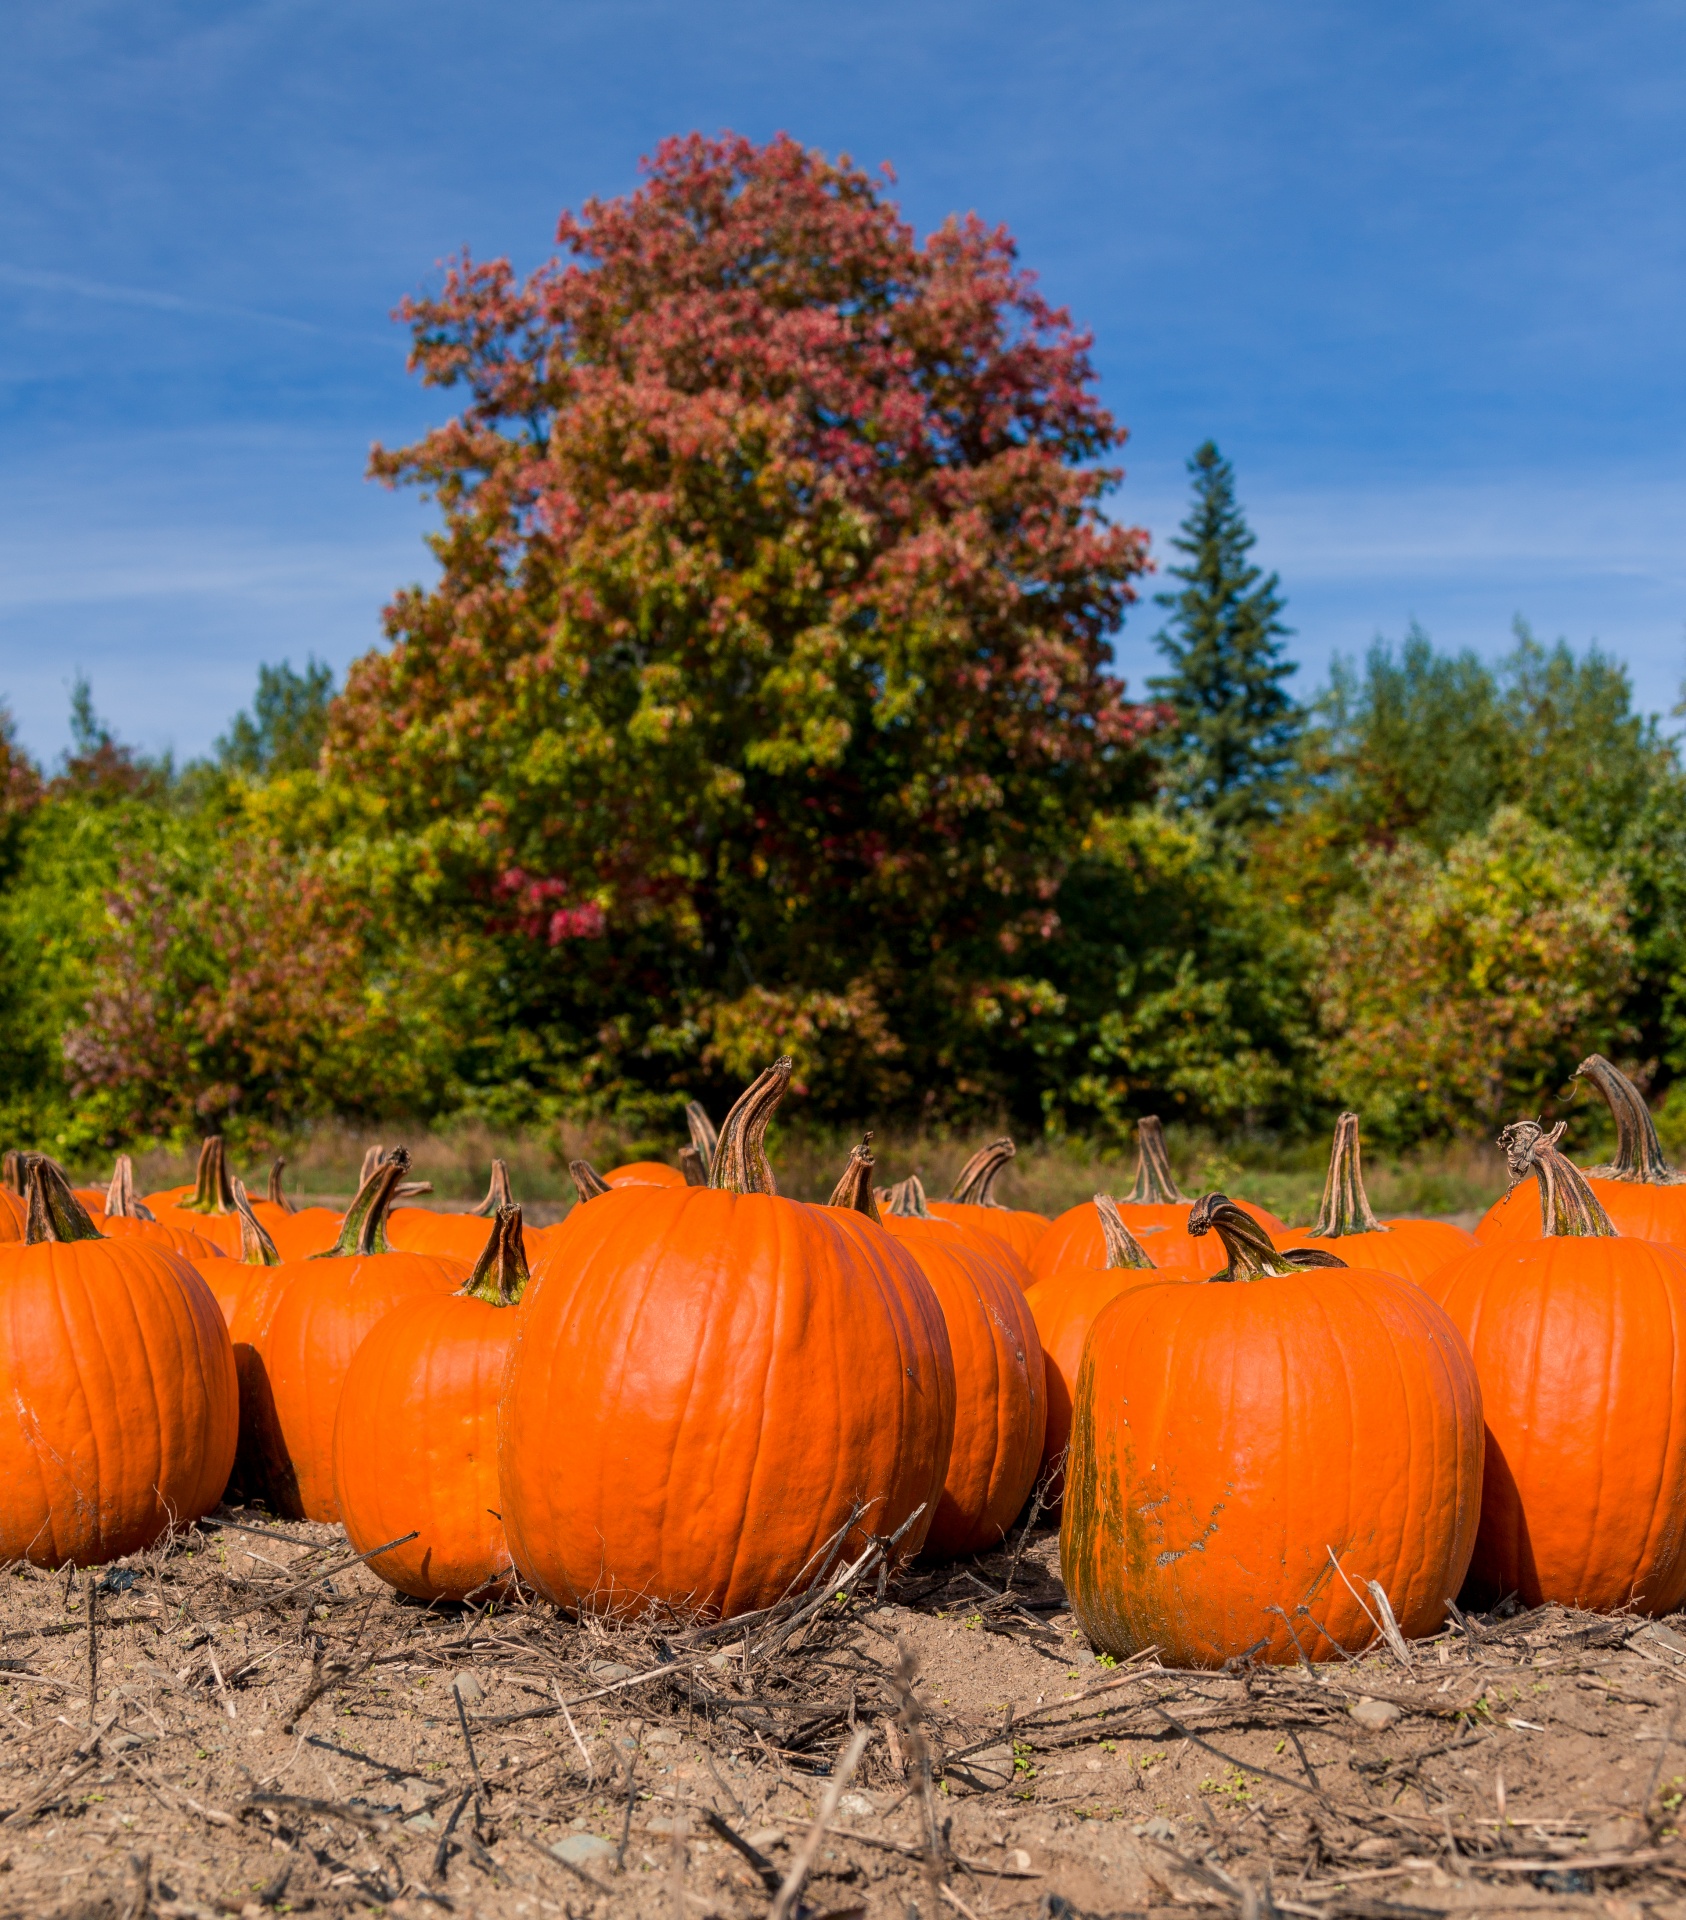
left=1149, top=441, right=1298, bottom=824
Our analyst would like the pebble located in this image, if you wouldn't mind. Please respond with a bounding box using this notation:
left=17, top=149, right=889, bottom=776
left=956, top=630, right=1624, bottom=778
left=836, top=1790, right=875, bottom=1818
left=448, top=1670, right=486, bottom=1705
left=1133, top=1817, right=1177, bottom=1842
left=745, top=1827, right=787, bottom=1852
left=590, top=1661, right=637, bottom=1682
left=1348, top=1696, right=1402, bottom=1731
left=553, top=1833, right=616, bottom=1865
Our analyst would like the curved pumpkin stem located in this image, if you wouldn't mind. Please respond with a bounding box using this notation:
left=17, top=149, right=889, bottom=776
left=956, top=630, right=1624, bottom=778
left=883, top=1174, right=933, bottom=1219
left=317, top=1146, right=412, bottom=1259
left=23, top=1159, right=104, bottom=1244
left=685, top=1100, right=719, bottom=1161
left=1499, top=1119, right=1617, bottom=1237
left=266, top=1158, right=296, bottom=1214
left=678, top=1145, right=709, bottom=1187
left=469, top=1159, right=515, bottom=1218
left=1095, top=1194, right=1156, bottom=1270
left=358, top=1143, right=385, bottom=1187
left=1, top=1150, right=21, bottom=1196
left=709, top=1058, right=791, bottom=1196
left=104, top=1154, right=156, bottom=1222
left=949, top=1137, right=1014, bottom=1207
left=177, top=1136, right=236, bottom=1216
left=1576, top=1056, right=1682, bottom=1185
left=1126, top=1116, right=1188, bottom=1205
left=1307, top=1112, right=1386, bottom=1237
left=1187, top=1193, right=1347, bottom=1282
left=570, top=1159, right=611, bottom=1202
left=827, top=1136, right=881, bottom=1221
left=231, top=1179, right=282, bottom=1265
left=463, top=1207, right=529, bottom=1307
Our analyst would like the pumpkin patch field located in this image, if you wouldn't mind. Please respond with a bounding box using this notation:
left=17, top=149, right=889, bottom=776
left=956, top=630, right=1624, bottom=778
left=5, top=1059, right=1686, bottom=1918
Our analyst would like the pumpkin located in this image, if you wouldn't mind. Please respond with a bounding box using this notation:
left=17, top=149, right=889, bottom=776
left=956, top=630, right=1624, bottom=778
left=842, top=1156, right=1044, bottom=1559
left=388, top=1160, right=522, bottom=1260
left=1282, top=1112, right=1475, bottom=1285
left=334, top=1206, right=529, bottom=1602
left=502, top=1060, right=956, bottom=1618
left=260, top=1149, right=469, bottom=1523
left=0, top=1184, right=22, bottom=1244
left=1026, top=1195, right=1199, bottom=1501
left=199, top=1181, right=298, bottom=1507
left=98, top=1154, right=225, bottom=1264
left=1434, top=1119, right=1686, bottom=1612
left=1477, top=1055, right=1686, bottom=1245
left=606, top=1160, right=686, bottom=1189
left=1062, top=1195, right=1483, bottom=1666
left=147, top=1137, right=244, bottom=1256
left=0, top=1161, right=237, bottom=1565
left=264, top=1158, right=295, bottom=1215
left=927, top=1137, right=1049, bottom=1263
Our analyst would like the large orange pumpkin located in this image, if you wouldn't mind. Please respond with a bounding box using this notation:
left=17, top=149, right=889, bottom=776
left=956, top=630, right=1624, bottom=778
left=502, top=1061, right=956, bottom=1618
left=1478, top=1056, right=1686, bottom=1245
left=98, top=1154, right=226, bottom=1265
left=1283, top=1112, right=1475, bottom=1285
left=1436, top=1119, right=1686, bottom=1612
left=0, top=1162, right=237, bottom=1565
left=334, top=1207, right=529, bottom=1602
left=1063, top=1195, right=1483, bottom=1667
left=927, top=1138, right=1049, bottom=1263
left=261, top=1149, right=469, bottom=1522
left=842, top=1156, right=1044, bottom=1559
left=1026, top=1195, right=1199, bottom=1500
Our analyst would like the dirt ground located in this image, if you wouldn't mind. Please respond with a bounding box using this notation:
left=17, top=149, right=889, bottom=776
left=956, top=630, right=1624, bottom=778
left=0, top=1504, right=1680, bottom=1920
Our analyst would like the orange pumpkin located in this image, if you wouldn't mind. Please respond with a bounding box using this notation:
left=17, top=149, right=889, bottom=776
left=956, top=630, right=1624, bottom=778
left=0, top=1184, right=23, bottom=1243
left=1063, top=1196, right=1483, bottom=1667
left=334, top=1207, right=529, bottom=1602
left=503, top=1061, right=956, bottom=1618
left=261, top=1150, right=469, bottom=1522
left=1026, top=1196, right=1199, bottom=1500
left=388, top=1160, right=517, bottom=1261
left=147, top=1137, right=244, bottom=1256
left=606, top=1160, right=685, bottom=1188
left=1436, top=1119, right=1686, bottom=1612
left=0, top=1162, right=237, bottom=1565
left=927, top=1137, right=1049, bottom=1263
left=1478, top=1055, right=1686, bottom=1245
left=843, top=1157, right=1044, bottom=1559
left=1282, top=1112, right=1475, bottom=1285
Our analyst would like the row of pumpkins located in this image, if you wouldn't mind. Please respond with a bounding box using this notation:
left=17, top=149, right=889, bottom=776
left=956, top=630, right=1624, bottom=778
left=1, top=1052, right=1682, bottom=1666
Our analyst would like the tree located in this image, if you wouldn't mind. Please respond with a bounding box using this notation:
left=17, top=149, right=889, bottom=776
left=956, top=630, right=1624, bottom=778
left=1150, top=441, right=1297, bottom=824
left=328, top=132, right=1155, bottom=1122
left=52, top=677, right=165, bottom=801
left=217, top=658, right=336, bottom=777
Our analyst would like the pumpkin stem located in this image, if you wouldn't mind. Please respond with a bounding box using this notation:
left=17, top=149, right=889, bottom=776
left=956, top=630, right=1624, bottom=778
left=1095, top=1194, right=1156, bottom=1270
left=358, top=1143, right=385, bottom=1187
left=177, top=1136, right=236, bottom=1216
left=266, top=1158, right=295, bottom=1214
left=469, top=1159, right=515, bottom=1217
left=709, top=1058, right=791, bottom=1195
left=1307, top=1112, right=1386, bottom=1237
left=685, top=1100, right=719, bottom=1160
left=678, top=1145, right=709, bottom=1187
left=883, top=1174, right=933, bottom=1219
left=317, top=1146, right=412, bottom=1258
left=23, top=1158, right=104, bottom=1244
left=570, top=1159, right=611, bottom=1202
left=1576, top=1055, right=1682, bottom=1185
left=827, top=1136, right=881, bottom=1221
left=948, top=1137, right=1014, bottom=1207
left=231, top=1179, right=282, bottom=1265
left=1126, top=1116, right=1188, bottom=1205
left=104, top=1154, right=156, bottom=1221
left=463, top=1206, right=529, bottom=1307
left=1, top=1150, right=21, bottom=1196
left=1498, top=1119, right=1618, bottom=1236
left=1187, top=1193, right=1347, bottom=1282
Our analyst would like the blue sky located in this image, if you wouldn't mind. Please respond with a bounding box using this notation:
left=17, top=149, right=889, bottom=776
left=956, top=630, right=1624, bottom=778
left=3, top=0, right=1684, bottom=762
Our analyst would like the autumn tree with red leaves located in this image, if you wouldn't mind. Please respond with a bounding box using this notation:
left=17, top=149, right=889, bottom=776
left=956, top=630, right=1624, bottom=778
left=330, top=133, right=1153, bottom=1120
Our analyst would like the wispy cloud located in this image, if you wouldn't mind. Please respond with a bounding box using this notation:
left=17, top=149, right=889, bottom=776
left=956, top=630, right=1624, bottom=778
left=0, top=263, right=394, bottom=348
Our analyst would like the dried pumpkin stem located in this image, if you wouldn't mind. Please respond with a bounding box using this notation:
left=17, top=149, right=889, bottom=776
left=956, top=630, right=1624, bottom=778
left=178, top=1136, right=236, bottom=1216
left=1307, top=1112, right=1386, bottom=1237
left=469, top=1159, right=515, bottom=1218
left=948, top=1138, right=1014, bottom=1208
left=678, top=1146, right=709, bottom=1187
left=1187, top=1192, right=1347, bottom=1282
left=1498, top=1119, right=1618, bottom=1237
left=685, top=1100, right=719, bottom=1160
left=232, top=1180, right=282, bottom=1266
left=1, top=1150, right=21, bottom=1196
left=569, top=1160, right=611, bottom=1202
left=1095, top=1194, right=1156, bottom=1270
left=1576, top=1055, right=1682, bottom=1185
left=827, top=1137, right=881, bottom=1222
left=23, top=1159, right=104, bottom=1245
left=463, top=1207, right=530, bottom=1307
left=1126, top=1116, right=1188, bottom=1205
left=358, top=1144, right=386, bottom=1187
left=883, top=1174, right=932, bottom=1220
left=318, top=1146, right=412, bottom=1259
left=104, top=1155, right=155, bottom=1222
left=265, top=1158, right=295, bottom=1214
left=709, top=1058, right=791, bottom=1196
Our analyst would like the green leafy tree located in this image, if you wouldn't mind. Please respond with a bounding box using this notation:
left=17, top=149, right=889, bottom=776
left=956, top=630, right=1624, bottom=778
left=1150, top=441, right=1298, bottom=824
left=217, top=658, right=336, bottom=777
